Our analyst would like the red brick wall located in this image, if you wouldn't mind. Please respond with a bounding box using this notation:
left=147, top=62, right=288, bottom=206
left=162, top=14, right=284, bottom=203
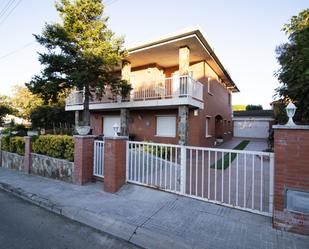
left=273, top=128, right=309, bottom=235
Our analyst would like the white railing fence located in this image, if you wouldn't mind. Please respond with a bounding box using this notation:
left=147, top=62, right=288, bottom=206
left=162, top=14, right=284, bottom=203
left=66, top=75, right=204, bottom=106
left=133, top=75, right=203, bottom=101
left=93, top=140, right=104, bottom=178
left=126, top=141, right=182, bottom=193
left=126, top=141, right=274, bottom=216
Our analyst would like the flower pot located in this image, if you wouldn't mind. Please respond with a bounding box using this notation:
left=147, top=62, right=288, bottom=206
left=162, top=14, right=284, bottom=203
left=76, top=126, right=91, bottom=135
left=216, top=138, right=224, bottom=143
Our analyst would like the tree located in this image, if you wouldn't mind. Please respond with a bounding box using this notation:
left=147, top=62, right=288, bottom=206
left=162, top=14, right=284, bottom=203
left=246, top=104, right=263, bottom=111
left=10, top=85, right=43, bottom=119
left=30, top=104, right=74, bottom=131
left=275, top=9, right=309, bottom=122
left=26, top=0, right=129, bottom=126
left=0, top=97, right=15, bottom=126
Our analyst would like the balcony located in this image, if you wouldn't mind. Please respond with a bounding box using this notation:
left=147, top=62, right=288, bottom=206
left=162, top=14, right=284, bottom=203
left=65, top=75, right=204, bottom=111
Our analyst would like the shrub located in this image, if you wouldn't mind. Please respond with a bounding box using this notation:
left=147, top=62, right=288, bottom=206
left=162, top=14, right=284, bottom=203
left=1, top=136, right=10, bottom=151
left=143, top=141, right=171, bottom=159
left=32, top=135, right=74, bottom=161
left=1, top=136, right=25, bottom=156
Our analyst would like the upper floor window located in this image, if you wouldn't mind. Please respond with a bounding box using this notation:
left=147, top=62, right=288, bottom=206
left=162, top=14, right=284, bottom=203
left=228, top=92, right=231, bottom=106
left=205, top=116, right=211, bottom=137
left=207, top=77, right=213, bottom=95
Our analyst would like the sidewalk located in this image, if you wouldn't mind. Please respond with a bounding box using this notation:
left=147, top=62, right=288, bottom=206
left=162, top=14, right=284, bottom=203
left=0, top=167, right=308, bottom=249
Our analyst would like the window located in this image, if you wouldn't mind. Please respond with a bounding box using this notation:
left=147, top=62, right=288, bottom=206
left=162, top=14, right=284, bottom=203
left=156, top=116, right=176, bottom=137
left=228, top=92, right=231, bottom=106
left=205, top=117, right=211, bottom=137
left=207, top=77, right=213, bottom=95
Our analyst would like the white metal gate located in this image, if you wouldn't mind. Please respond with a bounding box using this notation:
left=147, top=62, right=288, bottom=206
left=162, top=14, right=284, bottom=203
left=126, top=141, right=274, bottom=216
left=93, top=140, right=104, bottom=178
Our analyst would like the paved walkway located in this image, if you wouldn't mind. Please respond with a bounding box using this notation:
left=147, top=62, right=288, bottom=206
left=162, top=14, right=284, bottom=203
left=218, top=137, right=268, bottom=151
left=0, top=167, right=308, bottom=249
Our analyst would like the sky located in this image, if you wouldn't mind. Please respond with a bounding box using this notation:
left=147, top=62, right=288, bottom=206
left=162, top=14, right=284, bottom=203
left=0, top=0, right=308, bottom=108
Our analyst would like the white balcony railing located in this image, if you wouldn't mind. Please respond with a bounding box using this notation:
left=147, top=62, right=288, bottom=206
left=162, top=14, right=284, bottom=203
left=66, top=75, right=203, bottom=106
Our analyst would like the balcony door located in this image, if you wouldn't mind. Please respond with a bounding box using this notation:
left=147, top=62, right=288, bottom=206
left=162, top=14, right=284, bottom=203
left=172, top=73, right=179, bottom=97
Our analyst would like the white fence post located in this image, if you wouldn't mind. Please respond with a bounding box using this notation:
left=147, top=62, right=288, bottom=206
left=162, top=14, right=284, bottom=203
left=269, top=153, right=275, bottom=214
left=126, top=141, right=129, bottom=181
left=180, top=145, right=186, bottom=194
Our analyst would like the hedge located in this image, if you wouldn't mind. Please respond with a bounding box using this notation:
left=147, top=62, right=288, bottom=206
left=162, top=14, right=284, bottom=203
left=32, top=135, right=74, bottom=161
left=1, top=136, right=25, bottom=156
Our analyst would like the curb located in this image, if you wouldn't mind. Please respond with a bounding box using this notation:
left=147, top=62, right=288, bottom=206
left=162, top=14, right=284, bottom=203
left=0, top=181, right=192, bottom=249
left=0, top=182, right=62, bottom=215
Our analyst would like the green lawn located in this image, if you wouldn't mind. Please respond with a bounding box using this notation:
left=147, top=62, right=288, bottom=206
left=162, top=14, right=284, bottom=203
left=211, top=140, right=250, bottom=170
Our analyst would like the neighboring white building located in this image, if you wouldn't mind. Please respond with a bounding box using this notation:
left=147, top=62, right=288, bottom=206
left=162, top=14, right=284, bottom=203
left=2, top=114, right=31, bottom=127
left=233, top=110, right=274, bottom=139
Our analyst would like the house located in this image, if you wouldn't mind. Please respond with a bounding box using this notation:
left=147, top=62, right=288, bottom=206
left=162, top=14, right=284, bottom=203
left=233, top=110, right=274, bottom=139
left=65, top=27, right=239, bottom=146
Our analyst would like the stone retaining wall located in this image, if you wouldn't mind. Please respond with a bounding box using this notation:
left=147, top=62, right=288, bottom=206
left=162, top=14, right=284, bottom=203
left=1, top=151, right=25, bottom=171
left=31, top=153, right=73, bottom=183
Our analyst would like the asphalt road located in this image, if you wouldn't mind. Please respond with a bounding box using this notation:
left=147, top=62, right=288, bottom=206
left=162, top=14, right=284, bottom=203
left=0, top=189, right=141, bottom=249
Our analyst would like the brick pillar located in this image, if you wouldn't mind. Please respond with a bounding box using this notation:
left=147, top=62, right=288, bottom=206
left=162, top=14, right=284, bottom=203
left=73, top=135, right=96, bottom=185
left=273, top=125, right=309, bottom=235
left=179, top=46, right=190, bottom=75
left=178, top=105, right=189, bottom=145
left=103, top=136, right=128, bottom=193
left=24, top=136, right=32, bottom=174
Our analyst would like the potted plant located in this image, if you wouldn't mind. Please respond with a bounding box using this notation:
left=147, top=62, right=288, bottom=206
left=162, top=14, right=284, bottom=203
left=216, top=136, right=224, bottom=143
left=119, top=80, right=132, bottom=101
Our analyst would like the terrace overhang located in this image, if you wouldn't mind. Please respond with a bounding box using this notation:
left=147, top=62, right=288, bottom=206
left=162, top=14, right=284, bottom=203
left=127, top=26, right=239, bottom=92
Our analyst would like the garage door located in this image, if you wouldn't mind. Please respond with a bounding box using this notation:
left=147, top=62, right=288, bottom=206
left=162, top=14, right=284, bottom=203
left=103, top=116, right=120, bottom=137
left=233, top=120, right=269, bottom=138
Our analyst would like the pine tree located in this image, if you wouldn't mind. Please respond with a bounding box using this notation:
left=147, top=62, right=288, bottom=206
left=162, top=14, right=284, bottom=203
left=27, top=0, right=128, bottom=125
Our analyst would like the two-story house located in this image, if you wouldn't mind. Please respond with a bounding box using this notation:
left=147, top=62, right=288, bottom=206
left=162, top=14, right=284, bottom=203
left=65, top=27, right=239, bottom=146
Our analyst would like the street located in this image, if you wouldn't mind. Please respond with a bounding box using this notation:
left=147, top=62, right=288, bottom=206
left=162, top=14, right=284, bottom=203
left=0, top=189, right=140, bottom=249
